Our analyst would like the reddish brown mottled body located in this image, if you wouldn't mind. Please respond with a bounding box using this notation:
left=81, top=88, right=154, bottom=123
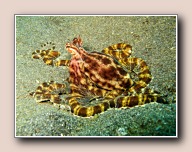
left=67, top=47, right=133, bottom=91
left=31, top=36, right=166, bottom=117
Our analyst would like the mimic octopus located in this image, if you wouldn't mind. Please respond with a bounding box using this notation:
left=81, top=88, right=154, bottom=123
left=31, top=36, right=166, bottom=117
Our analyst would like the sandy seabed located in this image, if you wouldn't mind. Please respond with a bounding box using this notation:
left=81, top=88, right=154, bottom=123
left=16, top=16, right=176, bottom=137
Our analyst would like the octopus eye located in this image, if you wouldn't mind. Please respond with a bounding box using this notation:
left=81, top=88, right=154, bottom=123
left=73, top=38, right=78, bottom=42
left=66, top=43, right=71, bottom=48
left=72, top=36, right=82, bottom=47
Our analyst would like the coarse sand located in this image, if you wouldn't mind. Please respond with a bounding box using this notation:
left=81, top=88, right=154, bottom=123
left=16, top=16, right=176, bottom=136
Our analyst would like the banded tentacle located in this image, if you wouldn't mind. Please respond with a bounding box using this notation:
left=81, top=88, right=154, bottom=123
left=32, top=42, right=59, bottom=65
left=33, top=81, right=66, bottom=104
left=125, top=57, right=152, bottom=94
left=102, top=43, right=132, bottom=60
left=67, top=93, right=165, bottom=117
left=102, top=44, right=152, bottom=94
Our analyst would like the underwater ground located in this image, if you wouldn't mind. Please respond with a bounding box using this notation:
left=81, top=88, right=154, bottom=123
left=16, top=16, right=176, bottom=136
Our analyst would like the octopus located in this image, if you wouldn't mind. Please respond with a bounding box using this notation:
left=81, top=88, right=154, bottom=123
left=31, top=36, right=166, bottom=117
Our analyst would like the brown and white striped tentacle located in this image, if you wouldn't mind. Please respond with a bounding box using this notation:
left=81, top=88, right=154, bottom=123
left=67, top=93, right=165, bottom=117
left=102, top=43, right=152, bottom=94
